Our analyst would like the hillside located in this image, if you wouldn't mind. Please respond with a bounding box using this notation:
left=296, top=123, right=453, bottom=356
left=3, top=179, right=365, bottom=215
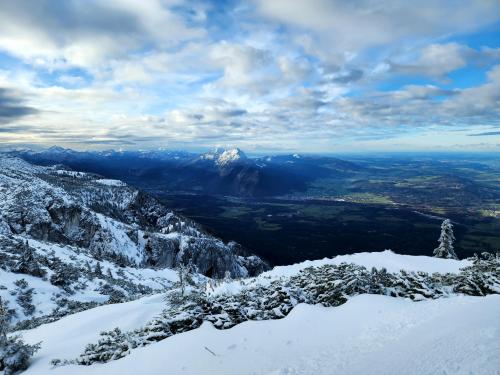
left=0, top=156, right=266, bottom=327
left=13, top=250, right=500, bottom=375
left=22, top=295, right=500, bottom=375
left=1, top=156, right=499, bottom=375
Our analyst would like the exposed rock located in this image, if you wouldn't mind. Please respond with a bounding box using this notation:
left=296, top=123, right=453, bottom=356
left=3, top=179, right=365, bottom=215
left=0, top=155, right=268, bottom=278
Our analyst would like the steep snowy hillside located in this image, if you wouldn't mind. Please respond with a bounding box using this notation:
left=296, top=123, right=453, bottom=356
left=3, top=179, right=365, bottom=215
left=22, top=295, right=500, bottom=375
left=0, top=156, right=266, bottom=326
left=14, top=250, right=500, bottom=375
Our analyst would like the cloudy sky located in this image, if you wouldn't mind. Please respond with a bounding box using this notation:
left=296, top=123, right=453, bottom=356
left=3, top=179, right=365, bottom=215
left=0, top=0, right=499, bottom=152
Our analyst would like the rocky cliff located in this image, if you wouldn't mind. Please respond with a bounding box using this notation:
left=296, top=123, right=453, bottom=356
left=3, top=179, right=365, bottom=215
left=0, top=156, right=267, bottom=278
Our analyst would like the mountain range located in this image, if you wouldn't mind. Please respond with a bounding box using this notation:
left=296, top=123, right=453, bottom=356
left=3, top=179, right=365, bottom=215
left=1, top=154, right=499, bottom=375
left=9, top=147, right=361, bottom=197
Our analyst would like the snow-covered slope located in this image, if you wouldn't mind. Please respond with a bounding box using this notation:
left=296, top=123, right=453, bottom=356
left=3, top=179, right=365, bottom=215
left=13, top=250, right=500, bottom=375
left=0, top=155, right=266, bottom=277
left=22, top=294, right=500, bottom=375
left=0, top=155, right=266, bottom=325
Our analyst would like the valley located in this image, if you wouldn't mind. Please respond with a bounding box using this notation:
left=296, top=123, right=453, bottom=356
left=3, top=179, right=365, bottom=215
left=158, top=194, right=499, bottom=265
left=12, top=148, right=500, bottom=266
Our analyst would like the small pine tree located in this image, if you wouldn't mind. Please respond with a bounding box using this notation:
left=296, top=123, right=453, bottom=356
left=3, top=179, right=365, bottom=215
left=14, top=279, right=35, bottom=316
left=433, top=219, right=458, bottom=259
left=94, top=262, right=103, bottom=278
left=12, top=241, right=46, bottom=278
left=85, top=261, right=94, bottom=280
left=204, top=279, right=216, bottom=300
left=0, top=297, right=40, bottom=374
left=176, top=263, right=195, bottom=297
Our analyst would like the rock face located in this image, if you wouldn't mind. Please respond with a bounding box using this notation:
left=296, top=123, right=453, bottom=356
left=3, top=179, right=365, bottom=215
left=0, top=156, right=267, bottom=278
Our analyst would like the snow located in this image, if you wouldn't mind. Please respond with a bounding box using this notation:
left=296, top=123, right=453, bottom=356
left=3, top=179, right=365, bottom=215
left=0, top=235, right=178, bottom=321
left=210, top=250, right=473, bottom=297
left=54, top=170, right=87, bottom=178
left=20, top=294, right=168, bottom=373
left=0, top=269, right=60, bottom=321
left=27, top=236, right=179, bottom=289
left=263, top=250, right=471, bottom=278
left=94, top=213, right=144, bottom=263
left=216, top=148, right=246, bottom=166
left=21, top=294, right=500, bottom=375
left=95, top=179, right=126, bottom=187
left=200, top=147, right=247, bottom=166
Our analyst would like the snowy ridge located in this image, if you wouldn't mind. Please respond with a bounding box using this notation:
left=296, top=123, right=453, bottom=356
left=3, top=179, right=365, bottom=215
left=262, top=249, right=471, bottom=277
left=15, top=250, right=500, bottom=374
left=21, top=295, right=500, bottom=375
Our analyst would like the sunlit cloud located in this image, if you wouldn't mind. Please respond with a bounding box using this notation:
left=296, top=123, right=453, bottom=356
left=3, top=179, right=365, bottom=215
left=0, top=0, right=499, bottom=152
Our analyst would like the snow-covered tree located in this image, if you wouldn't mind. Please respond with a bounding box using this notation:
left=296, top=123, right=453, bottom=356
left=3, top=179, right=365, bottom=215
left=94, top=262, right=103, bottom=278
left=433, top=219, right=458, bottom=259
left=14, top=279, right=35, bottom=316
left=177, top=263, right=194, bottom=296
left=12, top=241, right=46, bottom=278
left=0, top=297, right=40, bottom=374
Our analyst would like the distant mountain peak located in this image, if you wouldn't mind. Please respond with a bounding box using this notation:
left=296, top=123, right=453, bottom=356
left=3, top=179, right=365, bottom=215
left=200, top=147, right=247, bottom=166
left=47, top=145, right=70, bottom=153
left=217, top=148, right=247, bottom=166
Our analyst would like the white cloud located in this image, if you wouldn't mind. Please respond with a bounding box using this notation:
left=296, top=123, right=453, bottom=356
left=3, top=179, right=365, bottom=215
left=254, top=0, right=500, bottom=54
left=0, top=0, right=498, bottom=151
left=0, top=0, right=204, bottom=70
left=391, top=43, right=468, bottom=78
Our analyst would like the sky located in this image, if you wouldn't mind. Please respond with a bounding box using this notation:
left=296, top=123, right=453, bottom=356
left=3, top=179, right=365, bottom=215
left=0, top=0, right=499, bottom=153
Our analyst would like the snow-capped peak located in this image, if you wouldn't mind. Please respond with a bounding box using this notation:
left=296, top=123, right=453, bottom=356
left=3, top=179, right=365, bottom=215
left=46, top=145, right=72, bottom=153
left=200, top=147, right=247, bottom=166
left=216, top=148, right=247, bottom=166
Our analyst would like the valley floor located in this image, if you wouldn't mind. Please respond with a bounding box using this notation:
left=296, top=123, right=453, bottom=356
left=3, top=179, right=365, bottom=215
left=22, top=293, right=500, bottom=375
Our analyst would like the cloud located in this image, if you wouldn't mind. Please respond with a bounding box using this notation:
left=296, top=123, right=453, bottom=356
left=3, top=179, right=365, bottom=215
left=254, top=0, right=500, bottom=59
left=468, top=131, right=500, bottom=136
left=390, top=43, right=468, bottom=78
left=388, top=43, right=500, bottom=79
left=0, top=87, right=38, bottom=124
left=0, top=0, right=204, bottom=69
left=0, top=0, right=498, bottom=152
left=330, top=69, right=364, bottom=84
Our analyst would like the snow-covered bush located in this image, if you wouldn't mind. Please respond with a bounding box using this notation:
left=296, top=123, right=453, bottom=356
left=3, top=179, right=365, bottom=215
left=0, top=298, right=40, bottom=374
left=12, top=241, right=47, bottom=278
left=61, top=252, right=500, bottom=367
left=13, top=279, right=35, bottom=316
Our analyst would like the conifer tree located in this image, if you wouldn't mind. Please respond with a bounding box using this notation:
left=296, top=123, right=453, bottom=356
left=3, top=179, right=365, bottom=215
left=0, top=297, right=40, bottom=374
left=13, top=241, right=45, bottom=278
left=94, top=262, right=103, bottom=278
left=433, top=219, right=458, bottom=259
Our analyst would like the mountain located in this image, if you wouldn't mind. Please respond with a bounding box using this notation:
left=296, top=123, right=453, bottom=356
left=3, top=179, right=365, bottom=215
left=0, top=156, right=267, bottom=327
left=9, top=147, right=361, bottom=197
left=197, top=147, right=248, bottom=167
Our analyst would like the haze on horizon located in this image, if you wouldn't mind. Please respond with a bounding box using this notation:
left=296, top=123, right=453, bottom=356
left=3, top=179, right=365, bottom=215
left=0, top=0, right=499, bottom=153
